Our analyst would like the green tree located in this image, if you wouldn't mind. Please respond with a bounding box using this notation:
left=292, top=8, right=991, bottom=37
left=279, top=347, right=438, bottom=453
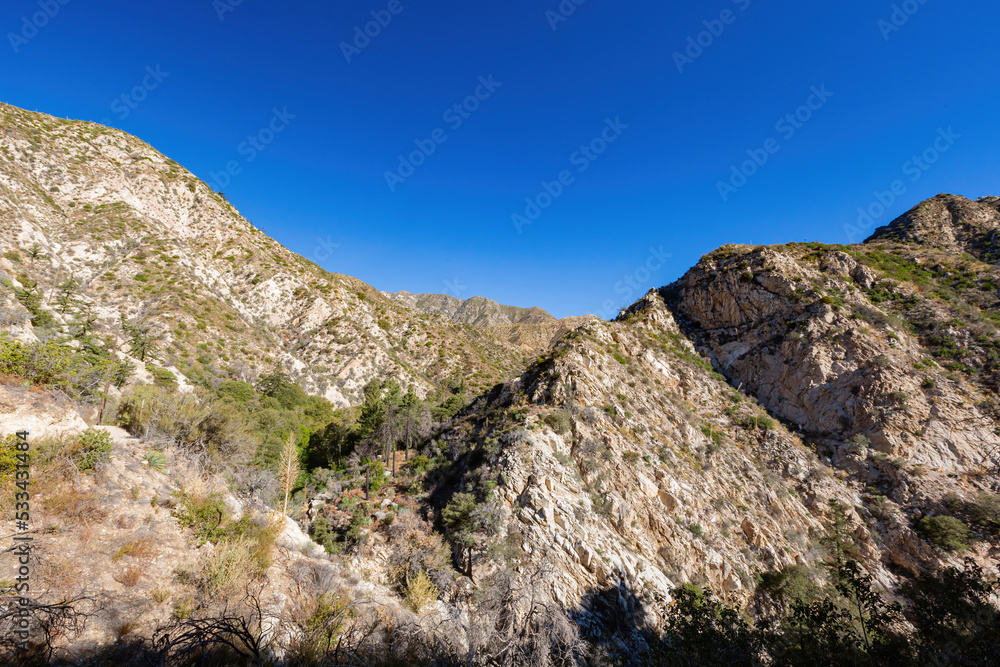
left=54, top=276, right=79, bottom=314
left=900, top=558, right=1000, bottom=666
left=442, top=492, right=478, bottom=581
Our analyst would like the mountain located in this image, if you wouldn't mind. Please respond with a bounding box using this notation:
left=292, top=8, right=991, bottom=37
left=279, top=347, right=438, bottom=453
left=0, top=101, right=997, bottom=663
left=384, top=291, right=556, bottom=327
left=868, top=194, right=1000, bottom=263
left=419, top=201, right=1000, bottom=633
left=0, top=103, right=563, bottom=406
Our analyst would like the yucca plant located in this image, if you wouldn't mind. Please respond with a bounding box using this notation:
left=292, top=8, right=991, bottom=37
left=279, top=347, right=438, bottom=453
left=144, top=450, right=168, bottom=472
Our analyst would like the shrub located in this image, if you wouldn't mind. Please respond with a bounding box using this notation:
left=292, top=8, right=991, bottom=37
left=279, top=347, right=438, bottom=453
left=543, top=410, right=572, bottom=434
left=310, top=515, right=344, bottom=554
left=150, top=366, right=178, bottom=390
left=967, top=492, right=1000, bottom=531
left=845, top=433, right=871, bottom=454
left=113, top=565, right=144, bottom=587
left=402, top=455, right=433, bottom=475
left=405, top=570, right=439, bottom=613
left=0, top=337, right=75, bottom=386
left=113, top=536, right=155, bottom=562
left=917, top=515, right=972, bottom=552
left=612, top=352, right=627, bottom=365
left=42, top=482, right=107, bottom=525
left=623, top=451, right=641, bottom=466
left=887, top=390, right=909, bottom=406
left=921, top=378, right=936, bottom=389
left=75, top=428, right=113, bottom=472
left=217, top=380, right=258, bottom=405
left=0, top=433, right=20, bottom=479
left=742, top=416, right=774, bottom=431
left=199, top=540, right=262, bottom=597
left=689, top=524, right=704, bottom=538
left=757, top=564, right=819, bottom=605
left=144, top=450, right=168, bottom=472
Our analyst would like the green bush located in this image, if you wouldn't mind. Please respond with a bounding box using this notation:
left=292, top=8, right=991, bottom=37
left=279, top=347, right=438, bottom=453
left=217, top=380, right=258, bottom=406
left=144, top=450, right=168, bottom=472
left=402, top=455, right=433, bottom=475
left=742, top=416, right=774, bottom=431
left=0, top=433, right=21, bottom=479
left=917, top=515, right=972, bottom=552
left=967, top=492, right=1000, bottom=531
left=543, top=410, right=572, bottom=434
left=150, top=366, right=178, bottom=390
left=757, top=564, right=819, bottom=605
left=75, top=428, right=113, bottom=472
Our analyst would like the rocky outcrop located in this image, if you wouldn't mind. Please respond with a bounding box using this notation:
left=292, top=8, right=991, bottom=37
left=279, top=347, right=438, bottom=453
left=868, top=194, right=1000, bottom=263
left=437, top=293, right=889, bottom=625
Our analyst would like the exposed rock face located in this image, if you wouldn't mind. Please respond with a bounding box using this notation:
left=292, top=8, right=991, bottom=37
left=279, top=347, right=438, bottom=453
left=0, top=383, right=89, bottom=438
left=664, top=244, right=1000, bottom=472
left=437, top=294, right=896, bottom=625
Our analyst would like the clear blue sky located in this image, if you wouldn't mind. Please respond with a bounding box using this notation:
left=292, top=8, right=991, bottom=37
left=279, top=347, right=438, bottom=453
left=3, top=0, right=998, bottom=318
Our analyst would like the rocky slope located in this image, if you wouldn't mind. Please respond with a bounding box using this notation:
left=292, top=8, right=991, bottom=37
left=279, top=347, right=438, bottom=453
left=384, top=292, right=556, bottom=327
left=0, top=103, right=562, bottom=406
left=868, top=194, right=1000, bottom=263
left=397, top=195, right=1000, bottom=632
left=422, top=295, right=896, bottom=628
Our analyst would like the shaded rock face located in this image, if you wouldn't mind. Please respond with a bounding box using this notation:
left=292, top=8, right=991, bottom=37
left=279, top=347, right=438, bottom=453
left=868, top=194, right=1000, bottom=263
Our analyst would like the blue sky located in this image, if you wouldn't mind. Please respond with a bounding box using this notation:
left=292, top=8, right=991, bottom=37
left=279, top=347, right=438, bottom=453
left=2, top=0, right=998, bottom=318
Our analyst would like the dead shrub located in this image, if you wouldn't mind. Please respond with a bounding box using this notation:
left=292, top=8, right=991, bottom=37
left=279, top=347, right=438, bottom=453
left=405, top=571, right=439, bottom=613
left=114, top=565, right=144, bottom=588
left=35, top=554, right=81, bottom=590
left=114, top=619, right=138, bottom=640
left=199, top=540, right=263, bottom=599
left=112, top=535, right=155, bottom=562
left=43, top=486, right=107, bottom=526
left=385, top=511, right=451, bottom=595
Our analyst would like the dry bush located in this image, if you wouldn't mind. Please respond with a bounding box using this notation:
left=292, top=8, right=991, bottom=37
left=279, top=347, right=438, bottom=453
left=114, top=565, right=144, bottom=588
left=151, top=587, right=172, bottom=604
left=115, top=513, right=136, bottom=529
left=76, top=521, right=95, bottom=547
left=199, top=540, right=264, bottom=599
left=114, top=619, right=138, bottom=640
left=42, top=486, right=106, bottom=526
left=35, top=554, right=82, bottom=590
left=385, top=511, right=451, bottom=594
left=404, top=570, right=438, bottom=613
left=112, top=534, right=155, bottom=562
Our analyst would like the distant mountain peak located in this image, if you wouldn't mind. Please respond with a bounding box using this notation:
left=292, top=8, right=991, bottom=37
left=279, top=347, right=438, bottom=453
left=383, top=291, right=555, bottom=327
left=866, top=194, right=1000, bottom=262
